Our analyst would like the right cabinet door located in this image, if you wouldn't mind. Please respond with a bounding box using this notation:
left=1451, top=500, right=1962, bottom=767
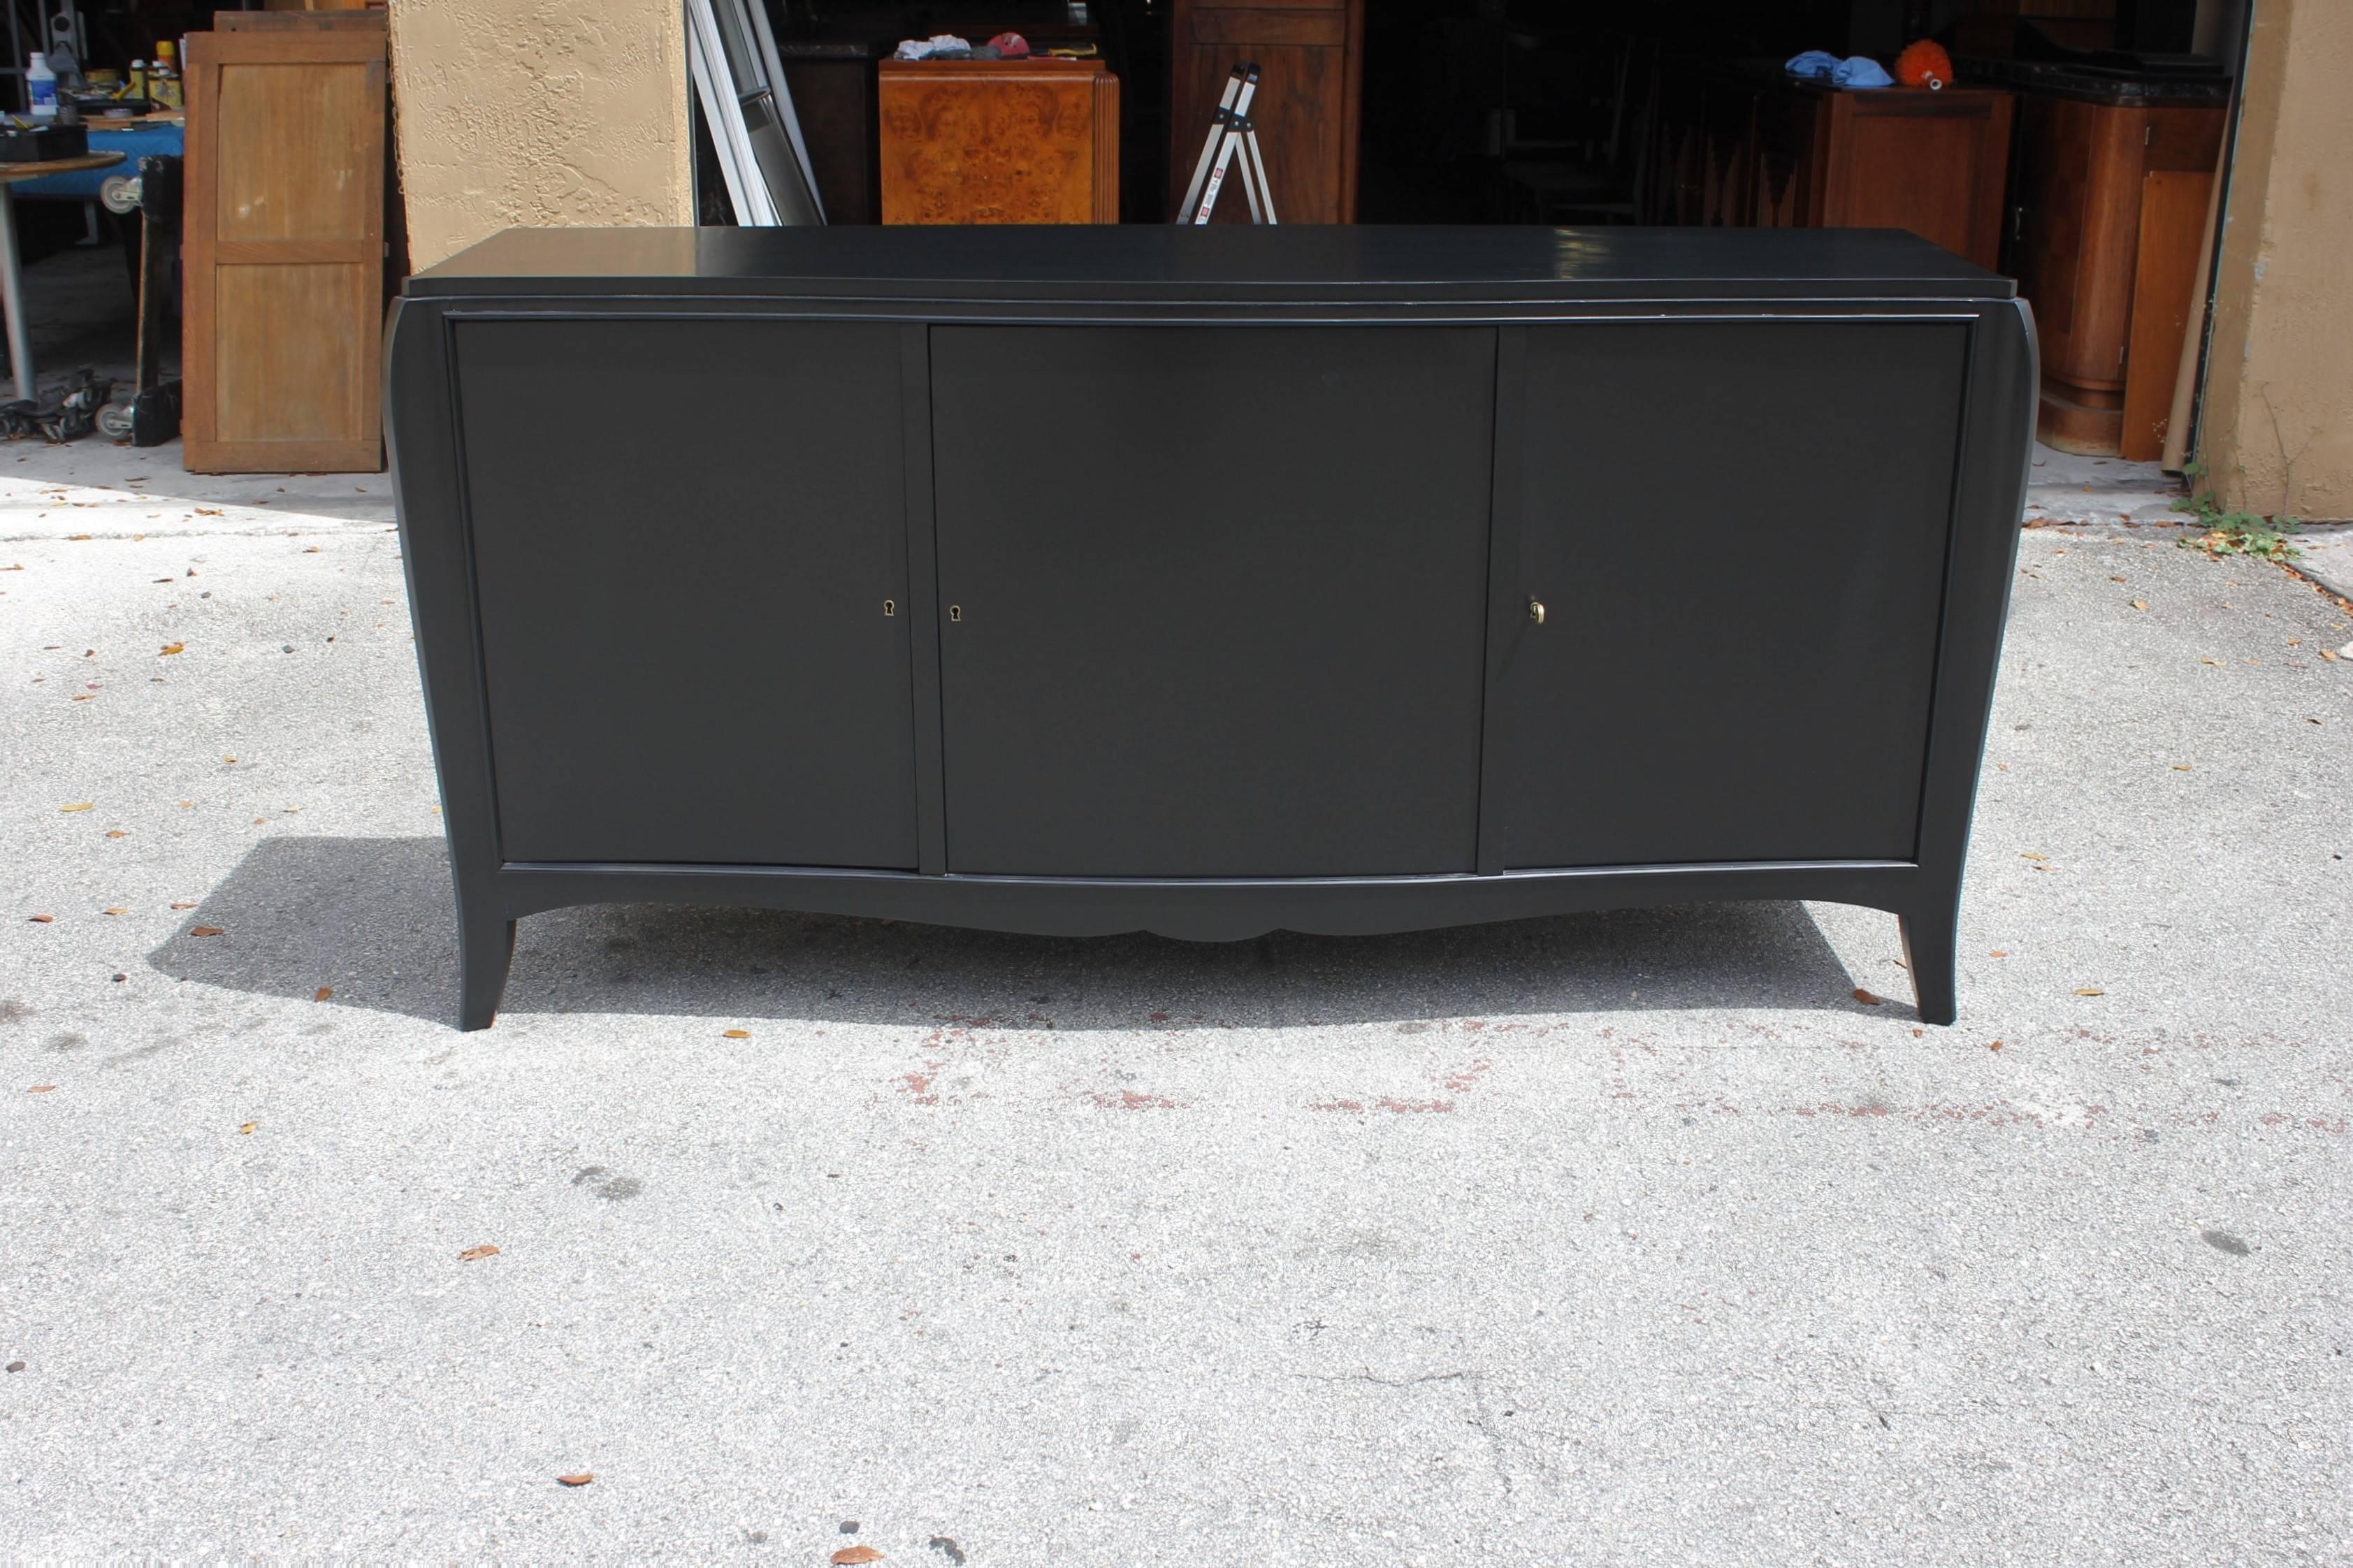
left=1491, top=319, right=1970, bottom=870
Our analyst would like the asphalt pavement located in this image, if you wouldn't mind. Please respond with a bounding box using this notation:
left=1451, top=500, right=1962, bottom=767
left=3, top=440, right=2349, bottom=1564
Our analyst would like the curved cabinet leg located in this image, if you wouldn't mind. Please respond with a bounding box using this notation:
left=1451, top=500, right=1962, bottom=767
left=1899, top=897, right=1959, bottom=1026
left=458, top=912, right=516, bottom=1031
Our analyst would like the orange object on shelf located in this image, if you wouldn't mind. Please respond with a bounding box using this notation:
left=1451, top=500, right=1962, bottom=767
left=1895, top=38, right=1954, bottom=89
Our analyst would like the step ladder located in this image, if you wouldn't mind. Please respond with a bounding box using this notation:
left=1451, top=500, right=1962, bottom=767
left=1178, top=62, right=1277, bottom=224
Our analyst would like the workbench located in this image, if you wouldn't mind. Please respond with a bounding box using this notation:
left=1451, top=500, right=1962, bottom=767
left=387, top=225, right=2036, bottom=1029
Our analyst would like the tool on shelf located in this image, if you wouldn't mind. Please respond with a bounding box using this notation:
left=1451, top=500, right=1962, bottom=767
left=1177, top=61, right=1275, bottom=225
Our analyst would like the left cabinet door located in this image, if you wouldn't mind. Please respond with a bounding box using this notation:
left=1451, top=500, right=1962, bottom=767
left=453, top=319, right=919, bottom=869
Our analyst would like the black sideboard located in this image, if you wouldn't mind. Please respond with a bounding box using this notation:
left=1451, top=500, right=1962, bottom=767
left=387, top=224, right=2035, bottom=1029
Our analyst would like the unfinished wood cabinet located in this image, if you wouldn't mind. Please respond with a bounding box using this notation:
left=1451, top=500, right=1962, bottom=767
left=1168, top=0, right=1363, bottom=224
left=1652, top=66, right=2013, bottom=272
left=878, top=59, right=1118, bottom=225
left=184, top=24, right=386, bottom=472
left=2009, top=92, right=2226, bottom=454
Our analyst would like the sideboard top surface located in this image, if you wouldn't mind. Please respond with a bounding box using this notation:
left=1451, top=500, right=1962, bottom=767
left=405, top=225, right=2017, bottom=305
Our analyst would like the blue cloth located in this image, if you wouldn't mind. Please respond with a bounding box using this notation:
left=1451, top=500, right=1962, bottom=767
left=1784, top=50, right=1894, bottom=88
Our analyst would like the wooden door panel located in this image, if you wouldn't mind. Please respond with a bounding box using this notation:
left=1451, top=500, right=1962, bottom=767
left=215, top=61, right=374, bottom=238
left=213, top=264, right=370, bottom=442
left=453, top=319, right=918, bottom=869
left=931, top=324, right=1493, bottom=878
left=2121, top=170, right=2213, bottom=462
left=1494, top=320, right=1967, bottom=869
left=184, top=27, right=386, bottom=472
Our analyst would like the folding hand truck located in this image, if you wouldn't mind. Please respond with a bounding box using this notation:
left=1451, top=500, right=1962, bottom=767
left=1177, top=62, right=1277, bottom=224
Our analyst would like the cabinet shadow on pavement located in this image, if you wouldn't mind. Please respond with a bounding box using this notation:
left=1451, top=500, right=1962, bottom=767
left=147, top=836, right=1871, bottom=1031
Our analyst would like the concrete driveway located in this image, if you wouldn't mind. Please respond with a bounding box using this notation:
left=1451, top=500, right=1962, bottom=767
left=4, top=439, right=2350, bottom=1564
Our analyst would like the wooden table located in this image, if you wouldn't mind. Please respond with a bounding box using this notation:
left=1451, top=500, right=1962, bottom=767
left=0, top=150, right=126, bottom=401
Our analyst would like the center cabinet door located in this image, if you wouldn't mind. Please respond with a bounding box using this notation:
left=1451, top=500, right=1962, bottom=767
left=454, top=319, right=918, bottom=868
left=1489, top=318, right=1971, bottom=869
left=930, top=325, right=1496, bottom=877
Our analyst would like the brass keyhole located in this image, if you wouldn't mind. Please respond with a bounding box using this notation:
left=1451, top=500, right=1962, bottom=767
left=1528, top=597, right=1547, bottom=625
left=883, top=599, right=896, bottom=617
left=948, top=604, right=962, bottom=622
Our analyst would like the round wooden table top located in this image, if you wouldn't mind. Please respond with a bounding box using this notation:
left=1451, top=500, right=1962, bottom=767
left=0, top=150, right=126, bottom=184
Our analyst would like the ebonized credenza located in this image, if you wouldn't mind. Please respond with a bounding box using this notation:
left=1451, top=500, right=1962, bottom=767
left=387, top=225, right=2035, bottom=1029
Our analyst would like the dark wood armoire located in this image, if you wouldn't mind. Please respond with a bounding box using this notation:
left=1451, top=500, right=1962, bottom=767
left=1168, top=0, right=1363, bottom=223
left=1649, top=64, right=2014, bottom=273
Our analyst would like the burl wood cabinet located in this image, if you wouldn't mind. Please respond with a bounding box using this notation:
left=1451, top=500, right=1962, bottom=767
left=1651, top=64, right=2014, bottom=272
left=2010, top=92, right=2226, bottom=456
left=878, top=57, right=1118, bottom=224
left=1168, top=0, right=1363, bottom=223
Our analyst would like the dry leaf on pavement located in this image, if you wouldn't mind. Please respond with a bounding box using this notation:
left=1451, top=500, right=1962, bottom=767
left=189, top=926, right=225, bottom=937
left=238, top=1122, right=256, bottom=1135
left=833, top=1550, right=885, bottom=1565
left=458, top=1244, right=500, bottom=1262
left=722, top=1029, right=750, bottom=1039
left=102, top=908, right=127, bottom=915
left=1852, top=988, right=1883, bottom=1006
left=59, top=802, right=93, bottom=813
left=2074, top=987, right=2106, bottom=996
left=314, top=987, right=333, bottom=1001
left=159, top=642, right=184, bottom=656
left=557, top=1472, right=594, bottom=1487
left=170, top=901, right=196, bottom=910
left=27, top=1085, right=55, bottom=1093
left=28, top=914, right=53, bottom=923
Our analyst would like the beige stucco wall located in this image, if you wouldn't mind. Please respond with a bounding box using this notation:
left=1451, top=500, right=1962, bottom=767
left=2199, top=0, right=2353, bottom=520
left=388, top=0, right=693, bottom=270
